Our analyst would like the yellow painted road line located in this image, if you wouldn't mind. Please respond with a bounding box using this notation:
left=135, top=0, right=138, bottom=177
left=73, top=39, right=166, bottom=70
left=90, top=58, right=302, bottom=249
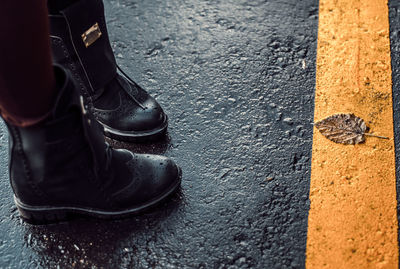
left=306, top=0, right=398, bottom=268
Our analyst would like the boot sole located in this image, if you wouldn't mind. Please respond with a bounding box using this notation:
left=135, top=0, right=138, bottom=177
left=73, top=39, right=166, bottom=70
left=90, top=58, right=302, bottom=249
left=14, top=168, right=181, bottom=225
left=99, top=115, right=168, bottom=142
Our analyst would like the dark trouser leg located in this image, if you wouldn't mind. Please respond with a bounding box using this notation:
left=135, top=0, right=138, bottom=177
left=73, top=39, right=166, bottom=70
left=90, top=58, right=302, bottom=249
left=0, top=1, right=55, bottom=127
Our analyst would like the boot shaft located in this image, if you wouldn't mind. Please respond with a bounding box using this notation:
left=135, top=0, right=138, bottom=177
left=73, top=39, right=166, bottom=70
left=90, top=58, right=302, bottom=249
left=49, top=0, right=117, bottom=97
left=7, top=66, right=111, bottom=208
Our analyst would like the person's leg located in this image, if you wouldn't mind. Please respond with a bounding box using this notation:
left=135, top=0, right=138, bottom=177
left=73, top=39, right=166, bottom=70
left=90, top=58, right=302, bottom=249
left=48, top=0, right=169, bottom=142
left=0, top=0, right=181, bottom=224
left=0, top=1, right=56, bottom=127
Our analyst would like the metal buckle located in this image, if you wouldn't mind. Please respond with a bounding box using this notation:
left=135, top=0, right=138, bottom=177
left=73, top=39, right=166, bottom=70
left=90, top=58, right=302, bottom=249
left=81, top=22, right=102, bottom=48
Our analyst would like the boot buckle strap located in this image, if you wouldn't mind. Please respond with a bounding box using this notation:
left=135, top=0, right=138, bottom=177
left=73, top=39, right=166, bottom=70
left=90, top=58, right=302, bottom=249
left=81, top=22, right=102, bottom=48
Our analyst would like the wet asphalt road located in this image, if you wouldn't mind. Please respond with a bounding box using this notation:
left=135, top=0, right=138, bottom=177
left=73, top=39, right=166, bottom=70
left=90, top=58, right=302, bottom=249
left=0, top=0, right=319, bottom=268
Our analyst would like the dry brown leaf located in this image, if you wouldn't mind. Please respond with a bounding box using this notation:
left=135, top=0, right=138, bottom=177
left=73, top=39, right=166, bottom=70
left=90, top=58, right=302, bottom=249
left=314, top=113, right=388, bottom=145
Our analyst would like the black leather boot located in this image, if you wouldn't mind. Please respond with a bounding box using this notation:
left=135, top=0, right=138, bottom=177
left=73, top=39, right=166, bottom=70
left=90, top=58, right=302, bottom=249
left=7, top=66, right=180, bottom=224
left=48, top=0, right=168, bottom=142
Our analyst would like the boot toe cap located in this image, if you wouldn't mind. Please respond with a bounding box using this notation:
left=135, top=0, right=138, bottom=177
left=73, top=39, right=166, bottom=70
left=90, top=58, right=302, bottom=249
left=94, top=79, right=168, bottom=139
left=120, top=96, right=167, bottom=132
left=113, top=154, right=181, bottom=209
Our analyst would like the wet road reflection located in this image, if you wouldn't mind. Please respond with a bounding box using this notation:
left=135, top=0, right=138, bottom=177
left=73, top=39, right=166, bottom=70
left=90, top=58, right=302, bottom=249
left=23, top=190, right=183, bottom=268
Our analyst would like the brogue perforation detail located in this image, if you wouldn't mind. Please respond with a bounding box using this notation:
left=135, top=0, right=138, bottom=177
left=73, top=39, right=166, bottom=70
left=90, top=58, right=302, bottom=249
left=10, top=127, right=49, bottom=202
left=51, top=37, right=94, bottom=107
